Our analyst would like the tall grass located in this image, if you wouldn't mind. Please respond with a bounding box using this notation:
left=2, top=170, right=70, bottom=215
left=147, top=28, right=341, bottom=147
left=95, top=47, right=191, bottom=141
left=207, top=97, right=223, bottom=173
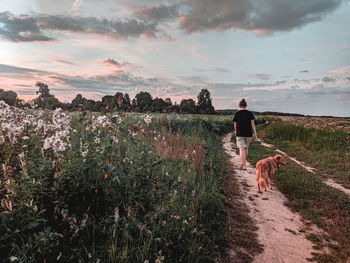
left=0, top=109, right=233, bottom=263
left=264, top=121, right=350, bottom=153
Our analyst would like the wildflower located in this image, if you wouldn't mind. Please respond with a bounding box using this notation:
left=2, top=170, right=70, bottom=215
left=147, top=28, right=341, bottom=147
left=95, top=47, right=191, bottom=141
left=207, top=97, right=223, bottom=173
left=104, top=173, right=109, bottom=179
left=9, top=256, right=18, bottom=262
left=54, top=171, right=61, bottom=179
left=144, top=115, right=152, bottom=125
left=82, top=149, right=89, bottom=157
left=114, top=207, right=119, bottom=222
left=81, top=217, right=88, bottom=228
left=57, top=252, right=62, bottom=261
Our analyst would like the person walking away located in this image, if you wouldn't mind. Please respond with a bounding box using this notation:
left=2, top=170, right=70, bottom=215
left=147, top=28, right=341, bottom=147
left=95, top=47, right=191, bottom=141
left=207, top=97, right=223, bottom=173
left=233, top=99, right=257, bottom=170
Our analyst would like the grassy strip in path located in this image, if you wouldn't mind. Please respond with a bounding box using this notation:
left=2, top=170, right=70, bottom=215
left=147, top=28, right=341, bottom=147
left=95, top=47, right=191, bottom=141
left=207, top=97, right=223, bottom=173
left=247, top=140, right=350, bottom=263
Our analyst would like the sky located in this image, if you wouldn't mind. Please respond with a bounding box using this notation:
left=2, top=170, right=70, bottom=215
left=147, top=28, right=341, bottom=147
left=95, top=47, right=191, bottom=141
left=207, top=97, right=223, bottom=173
left=0, top=0, right=349, bottom=116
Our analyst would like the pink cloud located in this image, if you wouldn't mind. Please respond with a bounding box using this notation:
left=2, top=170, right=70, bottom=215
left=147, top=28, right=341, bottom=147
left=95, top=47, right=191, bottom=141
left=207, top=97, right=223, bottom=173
left=101, top=58, right=122, bottom=68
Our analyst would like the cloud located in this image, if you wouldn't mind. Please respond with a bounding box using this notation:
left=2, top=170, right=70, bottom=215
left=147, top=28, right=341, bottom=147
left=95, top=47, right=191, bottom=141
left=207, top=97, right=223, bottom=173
left=180, top=75, right=209, bottom=83
left=294, top=78, right=320, bottom=84
left=101, top=58, right=135, bottom=70
left=51, top=58, right=77, bottom=66
left=0, top=12, right=54, bottom=42
left=102, top=58, right=122, bottom=68
left=322, top=76, right=337, bottom=83
left=300, top=70, right=309, bottom=73
left=0, top=11, right=159, bottom=42
left=135, top=4, right=178, bottom=21
left=252, top=73, right=271, bottom=80
left=0, top=63, right=194, bottom=103
left=346, top=77, right=350, bottom=82
left=179, top=0, right=344, bottom=35
left=71, top=0, right=83, bottom=13
left=193, top=67, right=231, bottom=74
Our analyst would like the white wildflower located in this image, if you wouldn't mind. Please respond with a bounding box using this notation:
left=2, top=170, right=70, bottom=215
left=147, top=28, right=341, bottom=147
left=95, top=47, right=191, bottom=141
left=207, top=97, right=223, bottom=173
left=9, top=256, right=18, bottom=262
left=144, top=115, right=152, bottom=125
left=114, top=207, right=119, bottom=223
left=82, top=149, right=89, bottom=157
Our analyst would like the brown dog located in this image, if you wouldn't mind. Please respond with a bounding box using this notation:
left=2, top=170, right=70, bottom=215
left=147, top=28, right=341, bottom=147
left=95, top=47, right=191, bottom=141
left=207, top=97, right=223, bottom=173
left=255, top=154, right=286, bottom=191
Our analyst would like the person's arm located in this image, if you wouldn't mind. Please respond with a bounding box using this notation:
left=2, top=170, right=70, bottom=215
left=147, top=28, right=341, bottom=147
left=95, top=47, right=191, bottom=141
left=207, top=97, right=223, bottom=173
left=234, top=122, right=237, bottom=136
left=251, top=119, right=257, bottom=141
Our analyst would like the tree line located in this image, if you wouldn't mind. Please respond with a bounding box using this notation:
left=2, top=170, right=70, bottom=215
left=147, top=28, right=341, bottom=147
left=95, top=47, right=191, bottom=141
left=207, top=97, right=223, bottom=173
left=1, top=82, right=215, bottom=114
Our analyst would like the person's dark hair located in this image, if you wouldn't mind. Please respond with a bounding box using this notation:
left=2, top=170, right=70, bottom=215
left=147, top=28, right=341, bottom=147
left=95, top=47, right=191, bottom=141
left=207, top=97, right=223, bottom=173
left=239, top=99, right=247, bottom=108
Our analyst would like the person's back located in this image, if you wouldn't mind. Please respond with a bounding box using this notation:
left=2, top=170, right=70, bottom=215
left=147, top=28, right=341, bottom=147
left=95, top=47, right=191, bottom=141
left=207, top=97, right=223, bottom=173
left=233, top=109, right=254, bottom=137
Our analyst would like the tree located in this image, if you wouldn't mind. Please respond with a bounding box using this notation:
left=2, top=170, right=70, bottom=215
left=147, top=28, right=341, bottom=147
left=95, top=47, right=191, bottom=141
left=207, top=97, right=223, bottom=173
left=120, top=93, right=131, bottom=111
left=41, top=97, right=61, bottom=110
left=180, top=99, right=196, bottom=114
left=0, top=90, right=17, bottom=106
left=84, top=99, right=96, bottom=111
left=166, top=104, right=180, bottom=113
left=101, top=95, right=117, bottom=111
left=34, top=82, right=60, bottom=109
left=151, top=98, right=167, bottom=112
left=197, top=89, right=215, bottom=114
left=134, top=92, right=153, bottom=112
left=164, top=97, right=172, bottom=106
left=123, top=93, right=131, bottom=106
left=35, top=81, right=53, bottom=98
left=71, top=94, right=87, bottom=109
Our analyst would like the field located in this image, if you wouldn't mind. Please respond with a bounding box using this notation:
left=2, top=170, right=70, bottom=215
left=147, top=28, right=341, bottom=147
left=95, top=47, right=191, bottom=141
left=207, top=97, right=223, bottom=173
left=1, top=100, right=350, bottom=263
left=0, top=101, right=233, bottom=262
left=274, top=115, right=350, bottom=132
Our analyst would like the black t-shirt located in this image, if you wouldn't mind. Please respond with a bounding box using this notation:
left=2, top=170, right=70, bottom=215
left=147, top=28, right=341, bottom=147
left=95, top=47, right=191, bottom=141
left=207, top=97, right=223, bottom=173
left=233, top=110, right=255, bottom=137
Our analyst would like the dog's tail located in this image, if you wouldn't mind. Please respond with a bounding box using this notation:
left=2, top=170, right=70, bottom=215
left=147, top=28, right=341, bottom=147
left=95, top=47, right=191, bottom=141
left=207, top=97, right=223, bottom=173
left=258, top=178, right=267, bottom=191
left=256, top=163, right=266, bottom=191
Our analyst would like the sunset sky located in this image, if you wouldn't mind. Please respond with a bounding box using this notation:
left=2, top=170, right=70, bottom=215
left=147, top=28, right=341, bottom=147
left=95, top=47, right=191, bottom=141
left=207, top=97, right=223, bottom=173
left=1, top=0, right=349, bottom=116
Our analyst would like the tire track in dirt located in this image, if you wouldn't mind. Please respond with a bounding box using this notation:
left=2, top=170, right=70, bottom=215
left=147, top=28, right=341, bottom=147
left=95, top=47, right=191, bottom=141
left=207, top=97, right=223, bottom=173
left=222, top=133, right=316, bottom=263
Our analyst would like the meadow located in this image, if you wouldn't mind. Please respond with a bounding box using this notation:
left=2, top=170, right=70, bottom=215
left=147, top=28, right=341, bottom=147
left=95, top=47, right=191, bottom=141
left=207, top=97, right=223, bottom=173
left=0, top=101, right=233, bottom=263
left=2, top=100, right=350, bottom=263
left=248, top=118, right=350, bottom=262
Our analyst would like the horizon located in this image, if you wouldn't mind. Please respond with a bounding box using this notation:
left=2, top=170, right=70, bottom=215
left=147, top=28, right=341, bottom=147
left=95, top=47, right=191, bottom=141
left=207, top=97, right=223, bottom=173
left=1, top=0, right=350, bottom=117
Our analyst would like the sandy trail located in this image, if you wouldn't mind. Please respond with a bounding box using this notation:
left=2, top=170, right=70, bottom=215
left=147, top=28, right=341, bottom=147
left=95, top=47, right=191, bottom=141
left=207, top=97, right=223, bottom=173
left=258, top=139, right=350, bottom=197
left=222, top=133, right=316, bottom=263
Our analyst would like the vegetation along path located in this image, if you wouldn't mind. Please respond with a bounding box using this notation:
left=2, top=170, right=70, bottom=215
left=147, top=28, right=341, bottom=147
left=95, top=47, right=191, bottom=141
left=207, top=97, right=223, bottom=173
left=222, top=133, right=318, bottom=263
left=258, top=139, right=350, bottom=198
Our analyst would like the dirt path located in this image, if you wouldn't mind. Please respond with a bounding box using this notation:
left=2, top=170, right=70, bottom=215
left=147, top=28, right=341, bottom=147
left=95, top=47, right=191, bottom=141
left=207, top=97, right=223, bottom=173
left=222, top=133, right=316, bottom=263
left=258, top=139, right=350, bottom=197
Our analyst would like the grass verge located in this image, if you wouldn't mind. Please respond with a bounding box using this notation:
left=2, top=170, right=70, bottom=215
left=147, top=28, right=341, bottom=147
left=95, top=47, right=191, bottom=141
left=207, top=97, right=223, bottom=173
left=247, top=140, right=350, bottom=262
left=260, top=121, right=350, bottom=188
left=222, top=156, right=263, bottom=263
